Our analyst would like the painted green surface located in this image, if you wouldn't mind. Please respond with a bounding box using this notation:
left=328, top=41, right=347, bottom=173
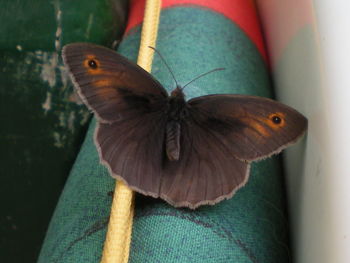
left=0, top=0, right=128, bottom=262
left=0, top=0, right=127, bottom=51
left=38, top=7, right=290, bottom=263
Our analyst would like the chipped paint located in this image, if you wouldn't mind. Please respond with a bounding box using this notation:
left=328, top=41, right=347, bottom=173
left=111, top=40, right=120, bottom=49
left=58, top=112, right=66, bottom=127
left=55, top=5, right=62, bottom=21
left=68, top=111, right=76, bottom=133
left=85, top=14, right=94, bottom=39
left=53, top=0, right=62, bottom=51
left=38, top=0, right=62, bottom=89
left=25, top=57, right=32, bottom=64
left=53, top=132, right=64, bottom=148
left=34, top=49, right=90, bottom=148
left=57, top=110, right=80, bottom=134
left=42, top=91, right=52, bottom=112
left=55, top=27, right=62, bottom=51
left=38, top=52, right=58, bottom=87
left=80, top=111, right=91, bottom=125
left=59, top=64, right=70, bottom=92
left=68, top=92, right=83, bottom=105
left=24, top=0, right=92, bottom=149
left=58, top=111, right=75, bottom=132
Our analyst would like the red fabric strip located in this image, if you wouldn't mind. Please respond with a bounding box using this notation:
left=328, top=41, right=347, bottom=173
left=126, top=0, right=267, bottom=61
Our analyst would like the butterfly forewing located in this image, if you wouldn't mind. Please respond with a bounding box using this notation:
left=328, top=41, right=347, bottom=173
left=95, top=112, right=168, bottom=197
left=188, top=94, right=307, bottom=161
left=62, top=43, right=168, bottom=123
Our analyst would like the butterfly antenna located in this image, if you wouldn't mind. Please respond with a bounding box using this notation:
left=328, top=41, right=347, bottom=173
left=182, top=68, right=225, bottom=90
left=148, top=46, right=179, bottom=87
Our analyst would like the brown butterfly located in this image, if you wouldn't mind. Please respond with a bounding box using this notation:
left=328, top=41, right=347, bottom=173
left=62, top=43, right=307, bottom=209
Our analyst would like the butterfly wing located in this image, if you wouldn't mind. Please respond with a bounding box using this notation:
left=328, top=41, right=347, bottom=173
left=95, top=107, right=250, bottom=209
left=97, top=94, right=306, bottom=209
left=188, top=94, right=307, bottom=161
left=158, top=94, right=307, bottom=208
left=95, top=112, right=168, bottom=198
left=160, top=119, right=250, bottom=208
left=62, top=43, right=168, bottom=123
left=63, top=43, right=170, bottom=198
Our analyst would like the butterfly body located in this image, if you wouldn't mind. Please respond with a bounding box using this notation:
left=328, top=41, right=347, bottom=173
left=62, top=43, right=307, bottom=209
left=164, top=86, right=189, bottom=161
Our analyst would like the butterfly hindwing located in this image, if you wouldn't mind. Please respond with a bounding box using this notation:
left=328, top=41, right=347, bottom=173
left=95, top=112, right=168, bottom=197
left=62, top=43, right=168, bottom=123
left=160, top=118, right=250, bottom=208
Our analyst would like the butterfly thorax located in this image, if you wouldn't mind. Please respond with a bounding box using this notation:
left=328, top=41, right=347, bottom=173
left=168, top=86, right=188, bottom=121
left=165, top=86, right=188, bottom=161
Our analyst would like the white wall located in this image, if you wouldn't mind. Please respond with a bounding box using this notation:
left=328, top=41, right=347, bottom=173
left=256, top=1, right=350, bottom=262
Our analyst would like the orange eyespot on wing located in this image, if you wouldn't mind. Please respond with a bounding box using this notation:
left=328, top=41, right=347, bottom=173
left=238, top=112, right=287, bottom=141
left=83, top=55, right=103, bottom=74
left=241, top=112, right=287, bottom=139
left=83, top=55, right=118, bottom=76
left=267, top=112, right=286, bottom=129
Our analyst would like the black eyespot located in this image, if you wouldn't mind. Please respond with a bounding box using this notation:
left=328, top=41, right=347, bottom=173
left=88, top=59, right=98, bottom=69
left=271, top=115, right=282, bottom=124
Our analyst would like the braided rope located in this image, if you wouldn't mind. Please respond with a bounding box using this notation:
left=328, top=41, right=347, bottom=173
left=100, top=0, right=162, bottom=262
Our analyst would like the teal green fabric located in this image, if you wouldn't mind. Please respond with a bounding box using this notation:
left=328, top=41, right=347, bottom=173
left=38, top=7, right=290, bottom=263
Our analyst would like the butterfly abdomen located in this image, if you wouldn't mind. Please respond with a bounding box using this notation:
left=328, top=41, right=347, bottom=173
left=165, top=120, right=181, bottom=161
left=165, top=88, right=189, bottom=161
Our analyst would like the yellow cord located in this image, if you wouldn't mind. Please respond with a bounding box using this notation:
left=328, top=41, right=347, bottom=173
left=137, top=0, right=162, bottom=71
left=100, top=1, right=162, bottom=262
